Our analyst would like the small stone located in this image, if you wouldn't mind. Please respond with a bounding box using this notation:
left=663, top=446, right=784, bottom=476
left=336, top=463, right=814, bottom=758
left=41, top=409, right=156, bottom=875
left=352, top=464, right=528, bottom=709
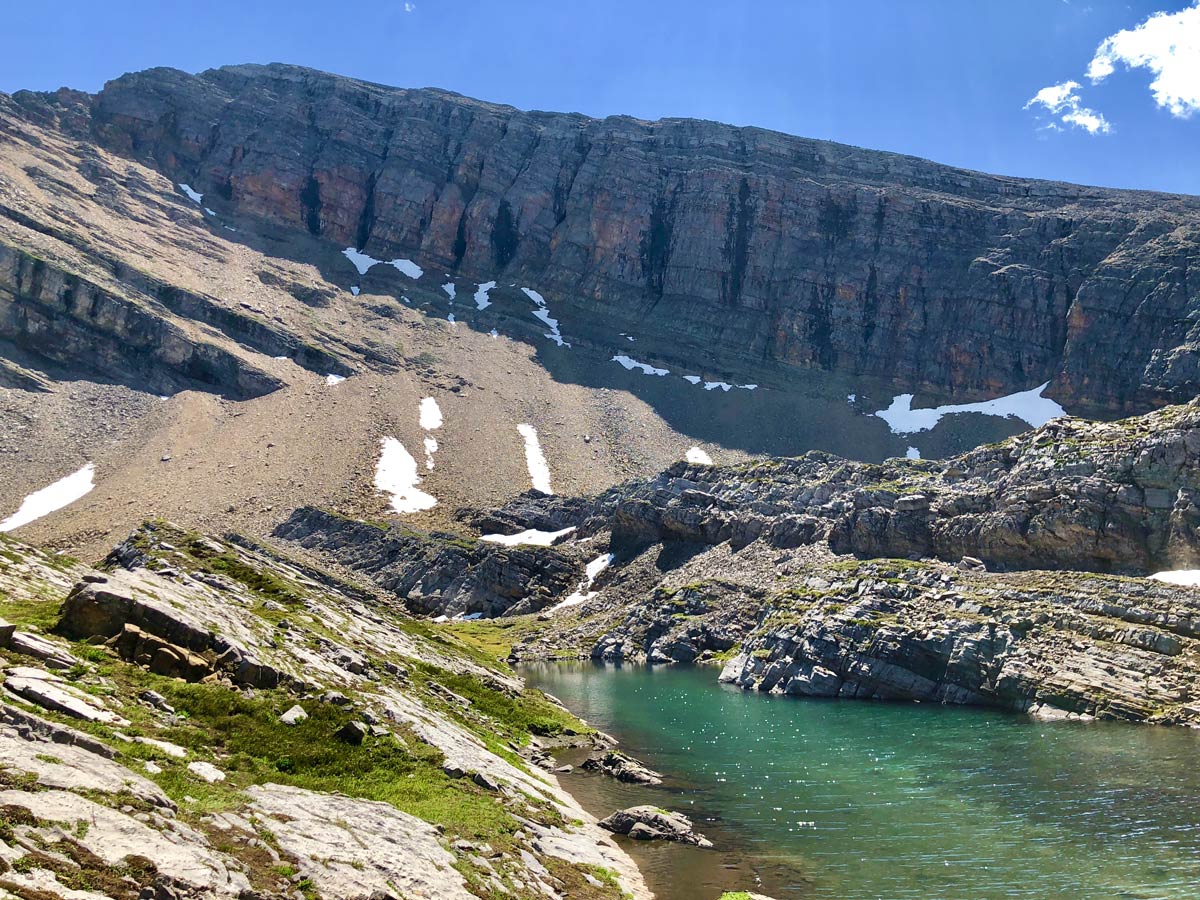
left=187, top=761, right=226, bottom=783
left=335, top=721, right=368, bottom=745
left=280, top=704, right=308, bottom=726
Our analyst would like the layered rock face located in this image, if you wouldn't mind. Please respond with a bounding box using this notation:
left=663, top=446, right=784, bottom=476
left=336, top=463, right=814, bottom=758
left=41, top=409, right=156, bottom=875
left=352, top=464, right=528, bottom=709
left=275, top=506, right=586, bottom=618
left=44, top=62, right=1200, bottom=412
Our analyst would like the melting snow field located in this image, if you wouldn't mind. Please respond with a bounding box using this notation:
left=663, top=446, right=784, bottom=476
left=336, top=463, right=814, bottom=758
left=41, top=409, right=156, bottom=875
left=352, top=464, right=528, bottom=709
left=474, top=282, right=496, bottom=310
left=1149, top=571, right=1200, bottom=587
left=0, top=464, right=96, bottom=532
left=374, top=438, right=437, bottom=513
left=341, top=248, right=424, bottom=279
left=686, top=447, right=714, bottom=465
left=613, top=355, right=669, bottom=376
left=874, top=382, right=1067, bottom=435
left=549, top=552, right=614, bottom=612
left=325, top=374, right=346, bottom=385
left=481, top=526, right=576, bottom=547
left=178, top=183, right=203, bottom=204
left=517, top=423, right=553, bottom=494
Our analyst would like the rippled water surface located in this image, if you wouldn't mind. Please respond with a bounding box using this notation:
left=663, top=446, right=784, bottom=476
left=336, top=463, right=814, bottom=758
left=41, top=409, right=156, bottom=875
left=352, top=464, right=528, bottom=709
left=524, top=662, right=1200, bottom=900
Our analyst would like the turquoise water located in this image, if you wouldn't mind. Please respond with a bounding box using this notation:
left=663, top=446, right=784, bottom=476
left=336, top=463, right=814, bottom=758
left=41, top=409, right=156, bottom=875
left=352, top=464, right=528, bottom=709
left=524, top=662, right=1200, bottom=900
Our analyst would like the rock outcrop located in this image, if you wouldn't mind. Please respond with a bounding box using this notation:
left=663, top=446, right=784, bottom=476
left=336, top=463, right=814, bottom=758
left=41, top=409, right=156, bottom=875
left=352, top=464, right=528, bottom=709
left=599, top=806, right=713, bottom=848
left=19, top=61, right=1199, bottom=413
left=274, top=505, right=585, bottom=618
left=0, top=524, right=650, bottom=900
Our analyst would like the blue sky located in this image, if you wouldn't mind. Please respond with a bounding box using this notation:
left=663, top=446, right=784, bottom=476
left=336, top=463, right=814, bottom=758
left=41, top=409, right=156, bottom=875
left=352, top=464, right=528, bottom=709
left=2, top=1, right=1197, bottom=194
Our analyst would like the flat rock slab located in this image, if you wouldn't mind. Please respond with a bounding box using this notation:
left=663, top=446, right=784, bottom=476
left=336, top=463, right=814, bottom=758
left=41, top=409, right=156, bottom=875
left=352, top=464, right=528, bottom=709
left=0, top=725, right=171, bottom=808
left=0, top=789, right=249, bottom=896
left=248, top=783, right=477, bottom=900
left=3, top=667, right=129, bottom=726
left=9, top=630, right=79, bottom=669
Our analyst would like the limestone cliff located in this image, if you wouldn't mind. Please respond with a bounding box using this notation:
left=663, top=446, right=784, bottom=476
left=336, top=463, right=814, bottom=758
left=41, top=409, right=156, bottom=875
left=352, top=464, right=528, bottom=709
left=31, top=61, right=1200, bottom=414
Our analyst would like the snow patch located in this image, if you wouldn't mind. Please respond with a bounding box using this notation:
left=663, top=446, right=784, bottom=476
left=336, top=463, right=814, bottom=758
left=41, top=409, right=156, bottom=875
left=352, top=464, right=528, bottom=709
left=549, top=553, right=614, bottom=612
left=391, top=258, right=423, bottom=279
left=682, top=375, right=701, bottom=385
left=704, top=381, right=732, bottom=392
left=1149, top=571, right=1200, bottom=587
left=447, top=312, right=457, bottom=325
left=847, top=393, right=857, bottom=403
left=341, top=248, right=424, bottom=279
left=874, top=382, right=1067, bottom=435
left=442, top=282, right=456, bottom=300
left=203, top=207, right=216, bottom=217
left=374, top=437, right=437, bottom=513
left=489, top=328, right=499, bottom=338
left=423, top=437, right=439, bottom=470
left=481, top=526, right=576, bottom=547
left=738, top=384, right=758, bottom=391
left=350, top=286, right=360, bottom=296
left=474, top=281, right=496, bottom=310
left=517, top=423, right=553, bottom=494
left=612, top=355, right=669, bottom=376
left=0, top=464, right=96, bottom=532
left=178, top=183, right=203, bottom=204
left=325, top=374, right=346, bottom=385
left=686, top=447, right=713, bottom=465
left=419, top=397, right=444, bottom=430
left=342, top=247, right=380, bottom=275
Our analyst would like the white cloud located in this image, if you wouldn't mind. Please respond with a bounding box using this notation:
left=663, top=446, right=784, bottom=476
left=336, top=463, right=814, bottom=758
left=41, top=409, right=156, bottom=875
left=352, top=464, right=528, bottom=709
left=404, top=2, right=416, bottom=11
left=1087, top=1, right=1200, bottom=118
left=1024, top=79, right=1112, bottom=134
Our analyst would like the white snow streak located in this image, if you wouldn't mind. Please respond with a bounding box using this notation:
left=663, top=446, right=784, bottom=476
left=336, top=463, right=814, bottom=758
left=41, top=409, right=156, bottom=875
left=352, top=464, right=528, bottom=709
left=374, top=437, right=437, bottom=513
left=178, top=184, right=203, bottom=204
left=517, top=423, right=553, bottom=494
left=0, top=464, right=96, bottom=532
left=874, top=382, right=1066, bottom=435
left=481, top=526, right=576, bottom=547
left=612, top=355, right=669, bottom=376
left=682, top=375, right=701, bottom=385
left=423, top=437, right=439, bottom=470
left=474, top=281, right=496, bottom=310
left=704, top=381, right=733, bottom=392
left=442, top=282, right=456, bottom=300
left=521, top=288, right=569, bottom=346
left=686, top=447, right=714, bottom=465
left=549, top=553, right=614, bottom=612
left=350, top=286, right=361, bottom=296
